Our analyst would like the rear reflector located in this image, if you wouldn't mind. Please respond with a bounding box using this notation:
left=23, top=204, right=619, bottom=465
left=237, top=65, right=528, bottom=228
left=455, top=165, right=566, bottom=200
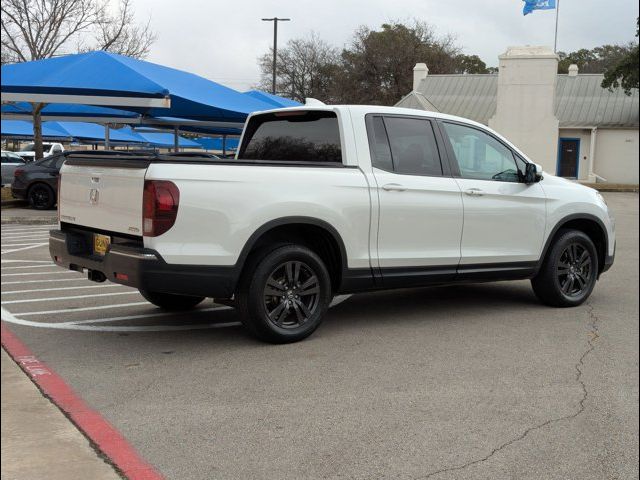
left=14, top=168, right=24, bottom=177
left=143, top=180, right=180, bottom=237
left=115, top=273, right=129, bottom=281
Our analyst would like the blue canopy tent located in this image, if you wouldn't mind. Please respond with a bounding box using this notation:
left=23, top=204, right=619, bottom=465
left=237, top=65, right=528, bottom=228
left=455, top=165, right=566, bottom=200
left=1, top=102, right=141, bottom=123
left=133, top=131, right=201, bottom=149
left=195, top=137, right=240, bottom=152
left=1, top=119, right=200, bottom=150
left=1, top=120, right=71, bottom=140
left=1, top=51, right=279, bottom=151
left=55, top=122, right=146, bottom=145
left=1, top=51, right=276, bottom=122
left=244, top=90, right=302, bottom=108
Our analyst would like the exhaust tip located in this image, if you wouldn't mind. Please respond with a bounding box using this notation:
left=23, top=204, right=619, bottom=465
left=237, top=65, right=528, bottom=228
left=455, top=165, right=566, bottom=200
left=88, top=270, right=107, bottom=283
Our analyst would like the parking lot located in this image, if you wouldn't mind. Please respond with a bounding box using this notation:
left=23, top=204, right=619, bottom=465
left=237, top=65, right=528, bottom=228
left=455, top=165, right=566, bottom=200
left=1, top=192, right=638, bottom=480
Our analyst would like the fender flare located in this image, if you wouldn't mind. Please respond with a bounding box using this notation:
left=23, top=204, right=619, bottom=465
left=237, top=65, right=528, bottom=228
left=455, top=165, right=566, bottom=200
left=537, top=213, right=609, bottom=274
left=233, top=216, right=349, bottom=277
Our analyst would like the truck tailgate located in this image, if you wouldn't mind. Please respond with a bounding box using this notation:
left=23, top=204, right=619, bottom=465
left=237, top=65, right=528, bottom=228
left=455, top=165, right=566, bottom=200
left=59, top=162, right=146, bottom=236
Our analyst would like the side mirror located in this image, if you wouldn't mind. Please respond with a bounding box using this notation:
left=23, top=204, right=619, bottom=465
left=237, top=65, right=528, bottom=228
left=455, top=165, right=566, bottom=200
left=523, top=163, right=543, bottom=184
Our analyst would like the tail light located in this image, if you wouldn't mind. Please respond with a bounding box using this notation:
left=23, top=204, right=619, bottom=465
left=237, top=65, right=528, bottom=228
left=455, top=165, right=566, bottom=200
left=14, top=168, right=24, bottom=177
left=143, top=180, right=180, bottom=237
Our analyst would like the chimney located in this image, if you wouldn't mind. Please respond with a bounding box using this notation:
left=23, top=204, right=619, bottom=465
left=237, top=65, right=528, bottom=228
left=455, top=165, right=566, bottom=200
left=413, top=63, right=428, bottom=91
left=488, top=46, right=560, bottom=172
left=568, top=64, right=579, bottom=77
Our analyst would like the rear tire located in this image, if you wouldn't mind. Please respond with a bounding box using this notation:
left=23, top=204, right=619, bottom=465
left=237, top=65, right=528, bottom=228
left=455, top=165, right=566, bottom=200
left=139, top=290, right=205, bottom=310
left=236, top=244, right=332, bottom=343
left=28, top=184, right=55, bottom=210
left=531, top=229, right=598, bottom=307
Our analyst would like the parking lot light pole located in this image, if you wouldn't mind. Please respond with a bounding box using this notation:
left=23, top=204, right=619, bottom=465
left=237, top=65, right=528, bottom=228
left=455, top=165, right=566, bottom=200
left=262, top=17, right=290, bottom=94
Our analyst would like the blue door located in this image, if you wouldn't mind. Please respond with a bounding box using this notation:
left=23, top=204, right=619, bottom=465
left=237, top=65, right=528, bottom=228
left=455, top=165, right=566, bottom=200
left=557, top=138, right=580, bottom=178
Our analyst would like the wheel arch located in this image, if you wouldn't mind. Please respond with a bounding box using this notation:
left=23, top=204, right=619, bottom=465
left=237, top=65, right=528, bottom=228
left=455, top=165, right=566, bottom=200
left=235, top=216, right=349, bottom=292
left=540, top=214, right=609, bottom=275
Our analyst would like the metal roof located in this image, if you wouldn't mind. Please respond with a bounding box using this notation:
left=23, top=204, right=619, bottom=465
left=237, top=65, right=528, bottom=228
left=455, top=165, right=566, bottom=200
left=396, top=73, right=639, bottom=128
left=397, top=74, right=498, bottom=124
left=555, top=74, right=639, bottom=127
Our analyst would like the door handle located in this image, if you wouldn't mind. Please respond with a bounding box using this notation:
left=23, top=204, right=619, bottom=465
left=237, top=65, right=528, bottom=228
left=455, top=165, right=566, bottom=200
left=464, top=188, right=484, bottom=196
left=382, top=183, right=406, bottom=192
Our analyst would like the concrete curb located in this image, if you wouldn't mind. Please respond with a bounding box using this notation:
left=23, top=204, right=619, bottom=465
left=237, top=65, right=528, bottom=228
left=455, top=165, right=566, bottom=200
left=581, top=184, right=639, bottom=193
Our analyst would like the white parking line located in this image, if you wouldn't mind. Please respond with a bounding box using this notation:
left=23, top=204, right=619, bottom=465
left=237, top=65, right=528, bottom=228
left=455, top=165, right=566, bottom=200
left=2, top=284, right=123, bottom=294
left=19, top=302, right=150, bottom=316
left=0, top=259, right=53, bottom=264
left=2, top=291, right=139, bottom=305
left=2, top=270, right=79, bottom=277
left=0, top=229, right=53, bottom=234
left=2, top=278, right=91, bottom=285
left=1, top=242, right=50, bottom=247
left=1, top=264, right=57, bottom=270
left=60, top=306, right=232, bottom=325
left=1, top=230, right=50, bottom=235
left=1, top=243, right=48, bottom=254
left=1, top=233, right=50, bottom=239
left=1, top=306, right=240, bottom=332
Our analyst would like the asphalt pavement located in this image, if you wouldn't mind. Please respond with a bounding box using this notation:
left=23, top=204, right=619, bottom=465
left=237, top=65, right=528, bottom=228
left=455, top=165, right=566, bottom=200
left=1, top=193, right=638, bottom=480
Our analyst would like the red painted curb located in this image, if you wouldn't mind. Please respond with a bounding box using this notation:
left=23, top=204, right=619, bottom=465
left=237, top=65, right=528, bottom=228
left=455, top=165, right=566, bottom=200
left=1, top=321, right=164, bottom=480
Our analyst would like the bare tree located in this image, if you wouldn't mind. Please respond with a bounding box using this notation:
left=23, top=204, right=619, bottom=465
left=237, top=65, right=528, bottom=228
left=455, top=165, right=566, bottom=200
left=1, top=0, right=155, bottom=158
left=258, top=33, right=340, bottom=103
left=93, top=0, right=155, bottom=58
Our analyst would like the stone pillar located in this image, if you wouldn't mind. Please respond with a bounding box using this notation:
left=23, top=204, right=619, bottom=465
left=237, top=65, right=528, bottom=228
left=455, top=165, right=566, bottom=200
left=489, top=46, right=559, bottom=172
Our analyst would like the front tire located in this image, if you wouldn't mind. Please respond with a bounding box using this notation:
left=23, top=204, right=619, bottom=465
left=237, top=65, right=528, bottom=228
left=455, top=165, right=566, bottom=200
left=236, top=244, right=332, bottom=343
left=531, top=229, right=598, bottom=307
left=139, top=290, right=205, bottom=310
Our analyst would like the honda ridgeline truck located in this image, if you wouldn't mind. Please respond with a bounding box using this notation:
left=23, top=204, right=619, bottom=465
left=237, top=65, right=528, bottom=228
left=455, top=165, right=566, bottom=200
left=50, top=106, right=615, bottom=343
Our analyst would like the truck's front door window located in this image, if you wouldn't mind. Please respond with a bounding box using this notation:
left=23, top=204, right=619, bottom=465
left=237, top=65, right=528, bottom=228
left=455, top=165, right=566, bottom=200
left=442, top=122, right=520, bottom=182
left=239, top=111, right=342, bottom=163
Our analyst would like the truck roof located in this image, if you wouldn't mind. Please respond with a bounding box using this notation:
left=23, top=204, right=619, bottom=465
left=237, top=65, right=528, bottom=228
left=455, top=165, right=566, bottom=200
left=248, top=104, right=489, bottom=131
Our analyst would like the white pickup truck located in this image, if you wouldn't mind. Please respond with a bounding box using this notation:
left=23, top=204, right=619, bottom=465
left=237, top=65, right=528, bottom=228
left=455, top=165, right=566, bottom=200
left=17, top=142, right=65, bottom=161
left=50, top=106, right=615, bottom=343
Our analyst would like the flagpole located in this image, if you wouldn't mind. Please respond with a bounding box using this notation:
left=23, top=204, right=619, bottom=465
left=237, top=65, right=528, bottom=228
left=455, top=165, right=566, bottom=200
left=554, top=0, right=560, bottom=52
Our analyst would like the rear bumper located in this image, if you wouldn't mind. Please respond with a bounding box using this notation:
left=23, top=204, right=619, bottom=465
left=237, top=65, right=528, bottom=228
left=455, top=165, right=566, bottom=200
left=49, top=229, right=237, bottom=298
left=11, top=186, right=27, bottom=200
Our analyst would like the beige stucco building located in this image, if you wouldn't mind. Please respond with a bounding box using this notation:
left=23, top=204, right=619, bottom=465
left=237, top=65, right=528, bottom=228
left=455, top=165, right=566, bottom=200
left=397, top=46, right=639, bottom=184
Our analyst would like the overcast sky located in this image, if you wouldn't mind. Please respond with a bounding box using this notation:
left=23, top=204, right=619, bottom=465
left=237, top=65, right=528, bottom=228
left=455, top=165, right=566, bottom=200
left=132, top=0, right=639, bottom=91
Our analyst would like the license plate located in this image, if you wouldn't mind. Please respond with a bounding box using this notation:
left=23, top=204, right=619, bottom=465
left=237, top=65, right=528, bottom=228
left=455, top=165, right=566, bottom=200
left=93, top=234, right=111, bottom=256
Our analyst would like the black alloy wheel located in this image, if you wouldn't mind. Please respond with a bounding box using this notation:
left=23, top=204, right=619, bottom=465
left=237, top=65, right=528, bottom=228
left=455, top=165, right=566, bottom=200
left=236, top=244, right=332, bottom=343
left=531, top=229, right=598, bottom=307
left=556, top=243, right=593, bottom=298
left=28, top=184, right=55, bottom=210
left=263, top=260, right=321, bottom=329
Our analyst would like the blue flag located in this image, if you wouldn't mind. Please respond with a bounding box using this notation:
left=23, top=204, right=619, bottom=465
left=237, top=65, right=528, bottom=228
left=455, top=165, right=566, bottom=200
left=522, top=0, right=556, bottom=15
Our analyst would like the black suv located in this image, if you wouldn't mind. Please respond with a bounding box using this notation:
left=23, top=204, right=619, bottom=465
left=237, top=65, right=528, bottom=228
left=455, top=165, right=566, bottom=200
left=11, top=150, right=137, bottom=209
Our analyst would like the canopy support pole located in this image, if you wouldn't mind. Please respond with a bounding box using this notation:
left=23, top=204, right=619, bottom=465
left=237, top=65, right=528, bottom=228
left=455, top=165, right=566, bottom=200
left=105, top=124, right=110, bottom=149
left=174, top=126, right=179, bottom=153
left=222, top=135, right=227, bottom=156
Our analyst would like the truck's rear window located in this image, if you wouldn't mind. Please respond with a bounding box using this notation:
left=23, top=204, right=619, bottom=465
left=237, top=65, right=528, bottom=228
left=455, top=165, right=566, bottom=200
left=238, top=111, right=342, bottom=163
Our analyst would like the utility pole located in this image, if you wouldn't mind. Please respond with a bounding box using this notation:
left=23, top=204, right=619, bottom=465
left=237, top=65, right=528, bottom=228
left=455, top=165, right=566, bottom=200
left=262, top=17, right=290, bottom=94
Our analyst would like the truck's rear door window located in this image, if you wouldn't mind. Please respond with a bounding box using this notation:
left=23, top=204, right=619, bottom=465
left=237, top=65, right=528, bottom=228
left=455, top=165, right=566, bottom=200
left=238, top=111, right=342, bottom=163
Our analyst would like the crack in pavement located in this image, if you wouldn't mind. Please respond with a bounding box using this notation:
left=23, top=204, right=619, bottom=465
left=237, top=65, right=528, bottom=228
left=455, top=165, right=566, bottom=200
left=419, top=302, right=601, bottom=479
